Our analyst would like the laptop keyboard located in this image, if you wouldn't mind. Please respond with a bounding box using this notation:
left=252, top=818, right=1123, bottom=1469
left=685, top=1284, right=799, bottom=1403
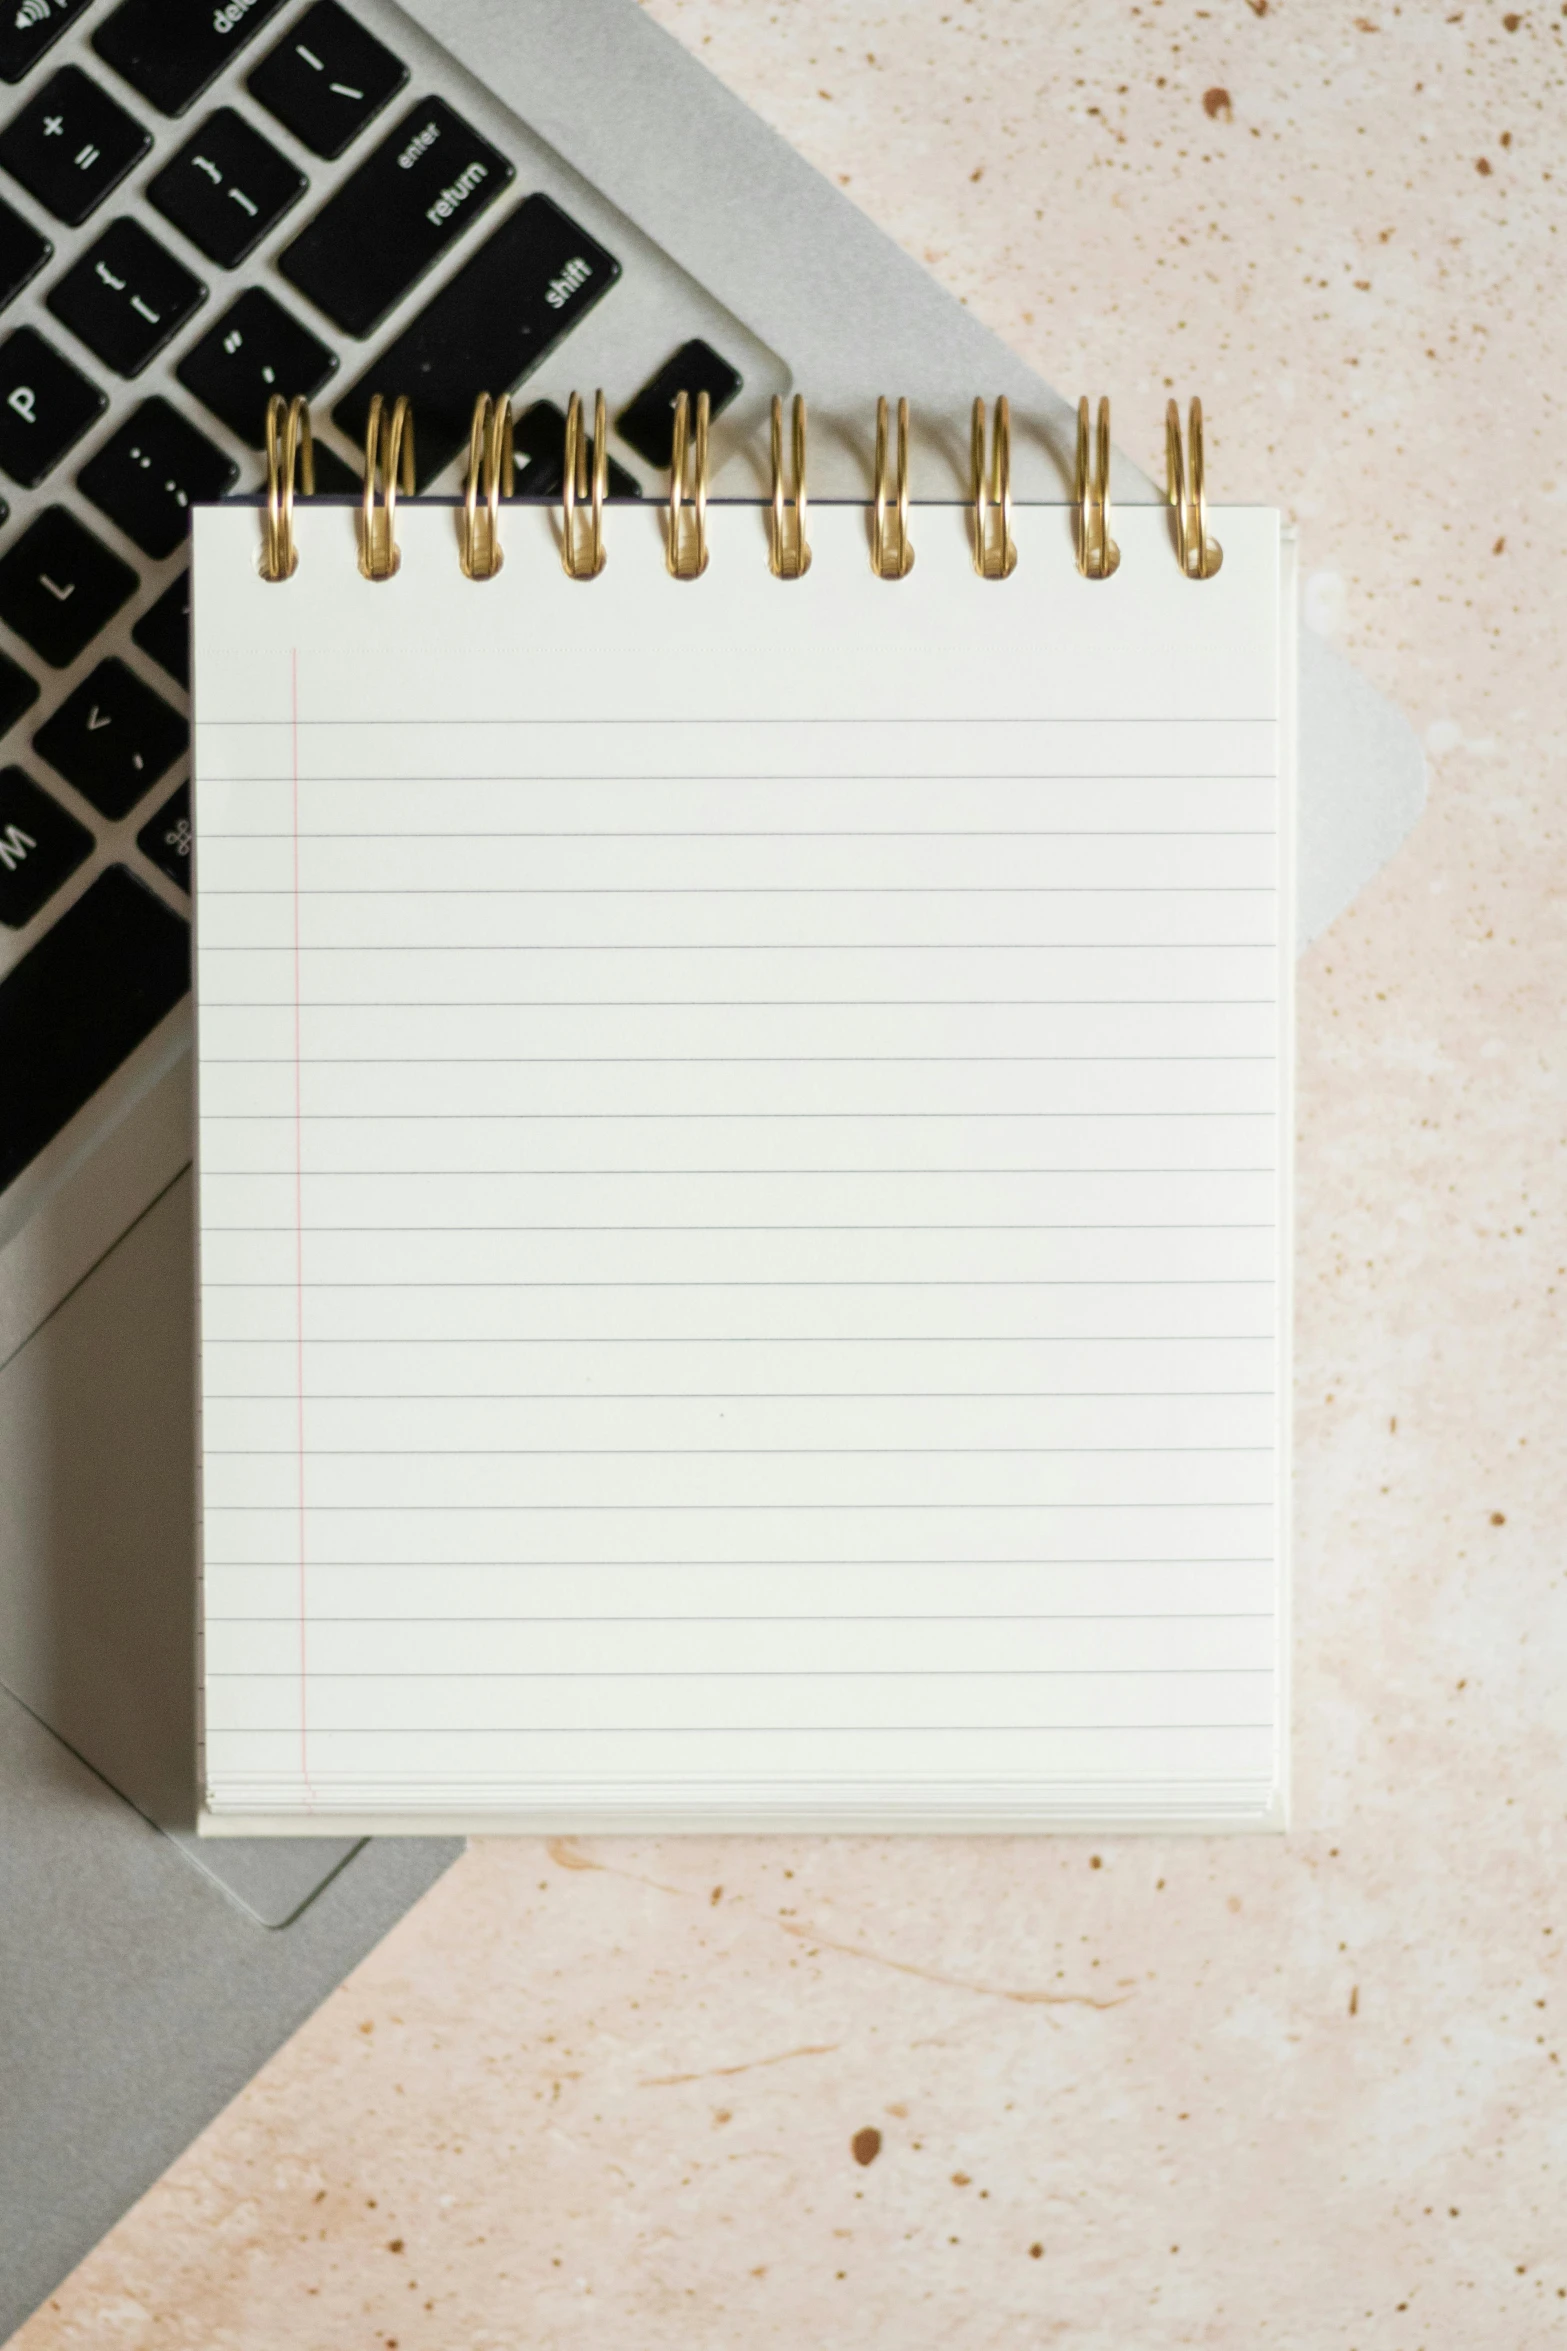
left=0, top=0, right=774, bottom=1215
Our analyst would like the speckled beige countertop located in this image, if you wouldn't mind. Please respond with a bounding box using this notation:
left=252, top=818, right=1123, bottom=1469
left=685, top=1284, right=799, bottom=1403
left=15, top=3, right=1566, bottom=2344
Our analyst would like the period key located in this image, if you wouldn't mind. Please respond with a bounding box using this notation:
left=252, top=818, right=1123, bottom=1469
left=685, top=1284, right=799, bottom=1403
left=279, top=96, right=512, bottom=338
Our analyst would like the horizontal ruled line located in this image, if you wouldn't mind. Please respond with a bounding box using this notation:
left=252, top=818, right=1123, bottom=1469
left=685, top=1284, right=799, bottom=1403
left=205, top=1500, right=1271, bottom=1512
left=206, top=1111, right=1274, bottom=1122
left=205, top=1556, right=1275, bottom=1569
left=204, top=1722, right=1275, bottom=1734
left=209, top=1612, right=1272, bottom=1624
left=205, top=1429, right=1278, bottom=1448
left=199, top=1372, right=1278, bottom=1391
left=212, top=819, right=1280, bottom=830
left=205, top=1278, right=1273, bottom=1290
left=212, top=1169, right=1277, bottom=1178
left=202, top=1055, right=1275, bottom=1067
left=204, top=714, right=1281, bottom=728
left=201, top=1336, right=1274, bottom=1347
left=200, top=943, right=1281, bottom=953
left=204, top=886, right=1277, bottom=898
left=213, top=1667, right=1268, bottom=1680
left=199, top=1231, right=1278, bottom=1250
left=203, top=999, right=1279, bottom=1010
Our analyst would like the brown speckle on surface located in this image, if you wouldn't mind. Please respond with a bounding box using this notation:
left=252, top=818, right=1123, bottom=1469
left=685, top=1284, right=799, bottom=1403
left=1029, top=2242, right=1044, bottom=2259
left=851, top=2126, right=882, bottom=2167
left=1089, top=1854, right=1102, bottom=1869
left=1504, top=9, right=1522, bottom=23
left=1202, top=86, right=1232, bottom=120
left=951, top=2171, right=971, bottom=2186
left=1477, top=155, right=1493, bottom=173
left=710, top=1885, right=723, bottom=1906
left=1491, top=1510, right=1507, bottom=1524
left=387, top=2239, right=404, bottom=2254
left=1349, top=1986, right=1360, bottom=2016
left=1493, top=536, right=1506, bottom=554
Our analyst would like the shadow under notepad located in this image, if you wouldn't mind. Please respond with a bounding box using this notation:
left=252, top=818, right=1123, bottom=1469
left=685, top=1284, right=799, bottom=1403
left=0, top=1166, right=411, bottom=1921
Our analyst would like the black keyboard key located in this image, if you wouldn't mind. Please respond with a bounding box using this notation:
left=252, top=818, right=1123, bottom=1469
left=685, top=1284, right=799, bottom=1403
left=512, top=398, right=641, bottom=501
left=0, top=504, right=135, bottom=664
left=79, top=394, right=237, bottom=559
left=130, top=568, right=187, bottom=685
left=177, top=285, right=335, bottom=446
left=616, top=338, right=743, bottom=470
left=93, top=0, right=290, bottom=119
left=248, top=1, right=407, bottom=161
left=334, top=195, right=619, bottom=488
left=0, top=863, right=188, bottom=1187
left=280, top=97, right=512, bottom=339
left=0, top=763, right=90, bottom=926
left=0, top=193, right=50, bottom=309
left=147, top=106, right=305, bottom=268
left=0, top=323, right=105, bottom=485
left=34, top=653, right=184, bottom=817
left=48, top=216, right=206, bottom=377
left=0, top=66, right=151, bottom=228
left=136, top=776, right=189, bottom=891
left=0, top=0, right=96, bottom=87
left=0, top=643, right=37, bottom=737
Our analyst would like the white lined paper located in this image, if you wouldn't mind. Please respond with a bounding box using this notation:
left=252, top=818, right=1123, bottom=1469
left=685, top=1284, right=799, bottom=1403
left=193, top=499, right=1290, bottom=1828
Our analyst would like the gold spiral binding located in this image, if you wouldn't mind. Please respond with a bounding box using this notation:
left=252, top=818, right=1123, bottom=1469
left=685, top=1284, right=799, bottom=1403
left=1074, top=396, right=1119, bottom=581
left=562, top=389, right=608, bottom=579
left=459, top=393, right=512, bottom=580
left=666, top=389, right=709, bottom=580
left=768, top=393, right=811, bottom=579
left=359, top=393, right=414, bottom=582
left=260, top=394, right=313, bottom=581
left=870, top=396, right=914, bottom=579
left=1166, top=397, right=1223, bottom=580
left=970, top=396, right=1016, bottom=580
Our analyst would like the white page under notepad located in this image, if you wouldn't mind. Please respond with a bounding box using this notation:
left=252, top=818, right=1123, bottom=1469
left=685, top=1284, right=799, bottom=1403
left=191, top=498, right=1291, bottom=1832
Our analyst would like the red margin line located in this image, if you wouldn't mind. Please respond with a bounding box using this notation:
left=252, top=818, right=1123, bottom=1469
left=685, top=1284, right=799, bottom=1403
left=291, top=646, right=312, bottom=1801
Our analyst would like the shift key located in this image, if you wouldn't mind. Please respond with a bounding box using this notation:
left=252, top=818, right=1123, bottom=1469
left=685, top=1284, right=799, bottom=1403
left=335, top=194, right=620, bottom=488
left=278, top=98, right=513, bottom=338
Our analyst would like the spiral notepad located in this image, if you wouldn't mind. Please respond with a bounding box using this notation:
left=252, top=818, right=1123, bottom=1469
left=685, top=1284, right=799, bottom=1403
left=192, top=395, right=1293, bottom=1833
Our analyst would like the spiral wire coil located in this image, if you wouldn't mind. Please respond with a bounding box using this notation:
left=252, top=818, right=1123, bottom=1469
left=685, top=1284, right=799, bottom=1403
left=870, top=395, right=914, bottom=579
left=360, top=394, right=415, bottom=582
left=247, top=391, right=1220, bottom=583
left=666, top=389, right=709, bottom=580
left=768, top=394, right=811, bottom=579
left=457, top=394, right=512, bottom=581
left=560, top=389, right=609, bottom=580
left=971, top=396, right=1017, bottom=581
left=1166, top=397, right=1223, bottom=581
left=1074, top=396, right=1119, bottom=581
left=260, top=394, right=313, bottom=582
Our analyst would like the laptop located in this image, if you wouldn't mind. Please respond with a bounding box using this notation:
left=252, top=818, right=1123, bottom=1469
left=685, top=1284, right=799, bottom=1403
left=0, top=0, right=1426, bottom=2328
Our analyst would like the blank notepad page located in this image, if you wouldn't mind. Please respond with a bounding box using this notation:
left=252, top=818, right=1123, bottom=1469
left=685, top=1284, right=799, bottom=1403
left=192, top=499, right=1291, bottom=1831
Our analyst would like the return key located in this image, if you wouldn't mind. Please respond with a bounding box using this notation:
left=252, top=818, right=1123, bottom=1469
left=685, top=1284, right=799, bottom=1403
left=278, top=95, right=513, bottom=339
